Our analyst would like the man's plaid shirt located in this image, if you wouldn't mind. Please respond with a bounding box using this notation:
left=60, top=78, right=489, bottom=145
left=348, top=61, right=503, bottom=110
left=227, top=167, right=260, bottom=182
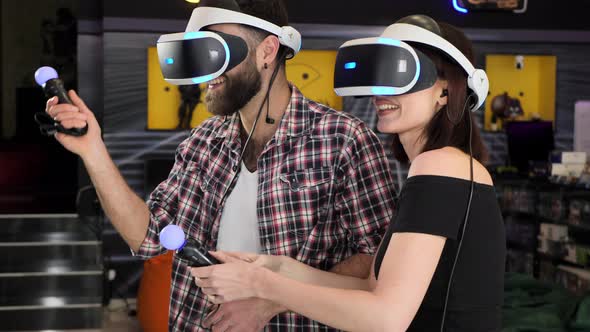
left=134, top=86, right=396, bottom=331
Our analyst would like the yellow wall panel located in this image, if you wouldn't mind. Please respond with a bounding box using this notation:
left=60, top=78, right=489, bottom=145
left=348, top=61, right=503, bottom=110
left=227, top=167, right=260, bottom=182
left=484, top=54, right=556, bottom=130
left=286, top=50, right=342, bottom=111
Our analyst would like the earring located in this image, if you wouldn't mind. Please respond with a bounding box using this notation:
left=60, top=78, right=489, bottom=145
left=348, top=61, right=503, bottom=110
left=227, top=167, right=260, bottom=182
left=264, top=63, right=268, bottom=69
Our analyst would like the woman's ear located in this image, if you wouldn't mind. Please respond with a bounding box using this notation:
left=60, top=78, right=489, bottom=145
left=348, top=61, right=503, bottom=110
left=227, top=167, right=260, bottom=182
left=437, top=80, right=449, bottom=107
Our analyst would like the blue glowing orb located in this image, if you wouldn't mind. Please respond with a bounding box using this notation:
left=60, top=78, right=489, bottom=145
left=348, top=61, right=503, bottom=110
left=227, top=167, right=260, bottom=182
left=34, top=66, right=59, bottom=86
left=159, top=224, right=186, bottom=250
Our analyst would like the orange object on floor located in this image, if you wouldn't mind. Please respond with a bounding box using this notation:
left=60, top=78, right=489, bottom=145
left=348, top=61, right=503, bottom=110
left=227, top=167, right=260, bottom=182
left=137, top=251, right=173, bottom=332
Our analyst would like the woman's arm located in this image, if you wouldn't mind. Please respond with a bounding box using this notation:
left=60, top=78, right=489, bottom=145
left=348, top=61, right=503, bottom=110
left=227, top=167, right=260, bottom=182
left=195, top=232, right=445, bottom=332
left=212, top=252, right=370, bottom=290
left=280, top=255, right=371, bottom=290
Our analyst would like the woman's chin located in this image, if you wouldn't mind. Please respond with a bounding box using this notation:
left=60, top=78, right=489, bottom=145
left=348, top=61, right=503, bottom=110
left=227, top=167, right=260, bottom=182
left=376, top=122, right=402, bottom=134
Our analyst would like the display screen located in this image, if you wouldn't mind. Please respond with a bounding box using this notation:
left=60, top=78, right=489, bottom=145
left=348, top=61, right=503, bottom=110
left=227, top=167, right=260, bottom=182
left=456, top=0, right=528, bottom=12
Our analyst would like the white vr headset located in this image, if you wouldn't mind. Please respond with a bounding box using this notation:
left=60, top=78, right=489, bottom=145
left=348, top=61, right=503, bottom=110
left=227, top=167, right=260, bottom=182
left=334, top=20, right=489, bottom=111
left=156, top=6, right=302, bottom=86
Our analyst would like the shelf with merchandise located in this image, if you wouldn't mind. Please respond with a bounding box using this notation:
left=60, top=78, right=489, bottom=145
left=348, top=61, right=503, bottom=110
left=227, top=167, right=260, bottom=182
left=495, top=174, right=590, bottom=295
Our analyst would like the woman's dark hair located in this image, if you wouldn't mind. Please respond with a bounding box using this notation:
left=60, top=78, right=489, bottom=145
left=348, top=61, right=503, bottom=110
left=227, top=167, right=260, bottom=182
left=392, top=22, right=489, bottom=164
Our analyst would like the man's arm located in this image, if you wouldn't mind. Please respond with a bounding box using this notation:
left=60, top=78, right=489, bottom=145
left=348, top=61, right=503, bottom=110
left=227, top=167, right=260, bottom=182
left=83, top=146, right=150, bottom=252
left=334, top=122, right=395, bottom=254
left=330, top=253, right=373, bottom=278
left=331, top=121, right=396, bottom=275
left=48, top=91, right=151, bottom=252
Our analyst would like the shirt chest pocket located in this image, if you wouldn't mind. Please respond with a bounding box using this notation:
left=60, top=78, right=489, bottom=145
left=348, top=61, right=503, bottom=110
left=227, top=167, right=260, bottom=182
left=279, top=167, right=332, bottom=192
left=276, top=167, right=333, bottom=238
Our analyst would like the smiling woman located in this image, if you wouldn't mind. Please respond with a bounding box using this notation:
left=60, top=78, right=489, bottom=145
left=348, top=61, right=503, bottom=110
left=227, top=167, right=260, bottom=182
left=461, top=0, right=525, bottom=12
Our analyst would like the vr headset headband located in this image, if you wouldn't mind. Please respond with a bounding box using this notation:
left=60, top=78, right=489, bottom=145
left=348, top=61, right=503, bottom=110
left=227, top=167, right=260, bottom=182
left=384, top=23, right=489, bottom=111
left=186, top=6, right=301, bottom=57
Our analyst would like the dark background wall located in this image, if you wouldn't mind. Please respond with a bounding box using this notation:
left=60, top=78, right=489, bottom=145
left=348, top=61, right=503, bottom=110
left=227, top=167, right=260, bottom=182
left=1, top=0, right=80, bottom=138
left=95, top=0, right=590, bottom=31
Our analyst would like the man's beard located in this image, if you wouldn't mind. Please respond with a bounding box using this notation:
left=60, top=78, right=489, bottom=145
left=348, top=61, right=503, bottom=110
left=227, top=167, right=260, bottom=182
left=205, top=55, right=262, bottom=117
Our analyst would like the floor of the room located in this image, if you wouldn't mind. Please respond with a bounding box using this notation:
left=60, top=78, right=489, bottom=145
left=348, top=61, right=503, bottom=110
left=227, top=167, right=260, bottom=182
left=100, top=308, right=142, bottom=332
left=20, top=300, right=143, bottom=332
left=93, top=299, right=141, bottom=332
left=16, top=310, right=141, bottom=332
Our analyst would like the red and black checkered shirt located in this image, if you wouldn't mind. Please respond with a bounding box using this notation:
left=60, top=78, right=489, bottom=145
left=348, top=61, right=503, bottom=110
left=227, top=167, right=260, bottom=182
left=135, top=86, right=396, bottom=331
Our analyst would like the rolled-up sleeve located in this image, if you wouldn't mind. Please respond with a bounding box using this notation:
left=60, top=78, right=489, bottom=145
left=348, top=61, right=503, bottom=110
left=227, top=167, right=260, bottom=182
left=133, top=136, right=190, bottom=259
left=335, top=123, right=396, bottom=255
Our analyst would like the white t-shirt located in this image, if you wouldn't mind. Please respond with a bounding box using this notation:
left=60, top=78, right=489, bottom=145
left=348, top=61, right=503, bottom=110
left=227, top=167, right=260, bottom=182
left=216, top=162, right=261, bottom=253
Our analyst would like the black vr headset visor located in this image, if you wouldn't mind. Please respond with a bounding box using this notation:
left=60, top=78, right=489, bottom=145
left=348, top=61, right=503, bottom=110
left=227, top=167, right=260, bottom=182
left=157, top=31, right=248, bottom=85
left=334, top=37, right=438, bottom=97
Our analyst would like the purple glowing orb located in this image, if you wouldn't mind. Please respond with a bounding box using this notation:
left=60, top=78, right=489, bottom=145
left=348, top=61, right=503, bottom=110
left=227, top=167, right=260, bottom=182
left=34, top=66, right=58, bottom=86
left=159, top=224, right=186, bottom=250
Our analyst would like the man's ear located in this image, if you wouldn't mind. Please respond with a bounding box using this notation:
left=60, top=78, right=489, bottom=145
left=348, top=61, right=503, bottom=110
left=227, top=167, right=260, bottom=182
left=256, top=34, right=281, bottom=69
